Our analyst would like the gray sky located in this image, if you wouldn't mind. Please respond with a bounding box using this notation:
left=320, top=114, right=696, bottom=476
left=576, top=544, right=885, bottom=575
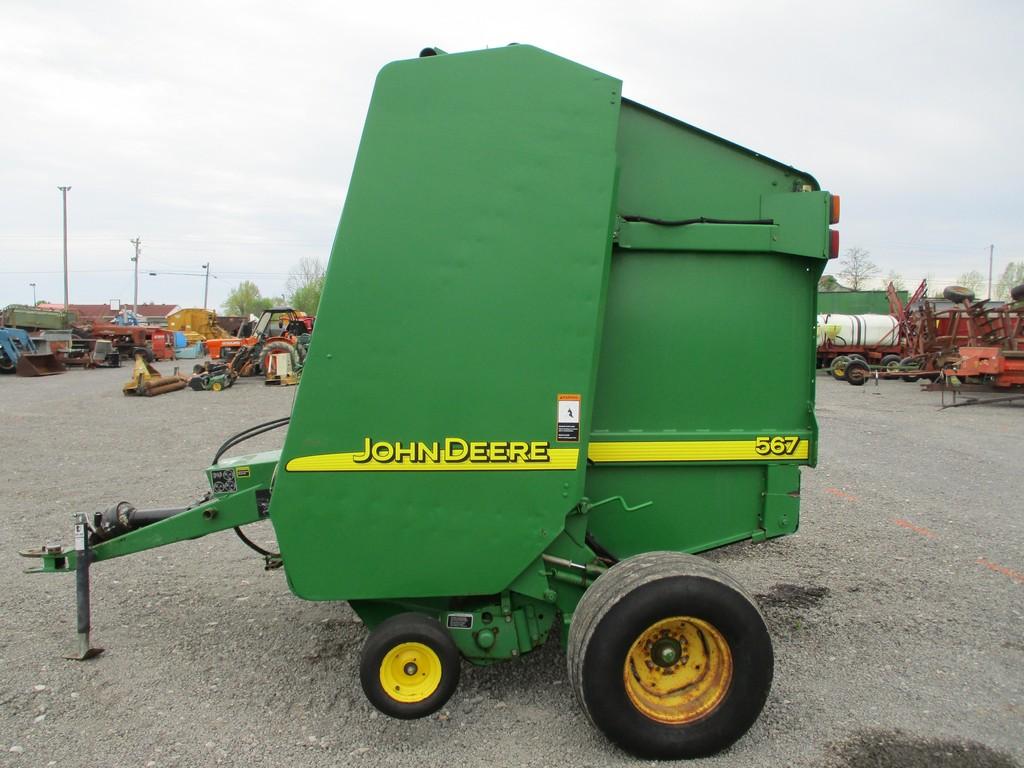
left=2, top=0, right=1022, bottom=310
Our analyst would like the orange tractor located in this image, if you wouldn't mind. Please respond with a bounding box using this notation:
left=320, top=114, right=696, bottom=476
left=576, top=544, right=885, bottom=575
left=204, top=307, right=313, bottom=377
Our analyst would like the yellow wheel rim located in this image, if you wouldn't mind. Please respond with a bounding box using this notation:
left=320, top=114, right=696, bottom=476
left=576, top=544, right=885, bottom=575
left=834, top=363, right=846, bottom=377
left=624, top=616, right=732, bottom=724
left=379, top=642, right=442, bottom=703
left=211, top=381, right=222, bottom=391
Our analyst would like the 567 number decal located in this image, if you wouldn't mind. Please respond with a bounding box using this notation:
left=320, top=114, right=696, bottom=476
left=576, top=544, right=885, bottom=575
left=754, top=436, right=801, bottom=456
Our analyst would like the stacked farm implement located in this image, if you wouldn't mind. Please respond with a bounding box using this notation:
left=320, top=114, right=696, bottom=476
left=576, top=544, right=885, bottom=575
left=825, top=281, right=1024, bottom=399
left=920, top=284, right=1024, bottom=406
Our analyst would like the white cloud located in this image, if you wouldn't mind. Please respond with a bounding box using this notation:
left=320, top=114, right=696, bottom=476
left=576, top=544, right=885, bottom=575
left=1, top=0, right=1021, bottom=308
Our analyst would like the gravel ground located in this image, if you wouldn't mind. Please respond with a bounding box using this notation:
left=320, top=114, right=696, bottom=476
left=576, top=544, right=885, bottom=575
left=1, top=364, right=1021, bottom=767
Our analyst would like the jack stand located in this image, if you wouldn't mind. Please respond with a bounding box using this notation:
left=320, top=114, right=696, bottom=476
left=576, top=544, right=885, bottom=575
left=67, top=512, right=103, bottom=661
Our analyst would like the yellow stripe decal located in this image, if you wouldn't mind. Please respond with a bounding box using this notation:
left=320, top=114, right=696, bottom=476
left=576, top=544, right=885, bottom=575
left=588, top=439, right=809, bottom=463
left=287, top=448, right=579, bottom=472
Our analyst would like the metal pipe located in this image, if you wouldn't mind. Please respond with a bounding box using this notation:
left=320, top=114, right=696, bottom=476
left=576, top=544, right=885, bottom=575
left=129, top=507, right=188, bottom=526
left=541, top=553, right=606, bottom=576
left=131, top=238, right=141, bottom=316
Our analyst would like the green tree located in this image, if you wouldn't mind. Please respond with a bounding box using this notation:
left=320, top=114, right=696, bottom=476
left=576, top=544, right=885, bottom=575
left=286, top=257, right=326, bottom=315
left=838, top=247, right=879, bottom=290
left=223, top=280, right=274, bottom=316
left=996, top=261, right=1024, bottom=300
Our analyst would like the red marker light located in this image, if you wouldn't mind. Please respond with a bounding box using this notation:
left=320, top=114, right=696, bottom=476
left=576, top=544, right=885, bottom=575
left=829, top=229, right=840, bottom=259
left=830, top=195, right=841, bottom=225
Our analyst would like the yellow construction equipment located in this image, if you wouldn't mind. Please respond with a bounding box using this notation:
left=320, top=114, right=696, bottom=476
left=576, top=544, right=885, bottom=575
left=122, top=355, right=186, bottom=397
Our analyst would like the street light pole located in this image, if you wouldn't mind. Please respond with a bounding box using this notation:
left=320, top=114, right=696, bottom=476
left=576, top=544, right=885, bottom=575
left=988, top=244, right=994, bottom=300
left=29, top=283, right=36, bottom=305
left=130, top=237, right=141, bottom=315
left=58, top=186, right=71, bottom=311
left=202, top=263, right=210, bottom=309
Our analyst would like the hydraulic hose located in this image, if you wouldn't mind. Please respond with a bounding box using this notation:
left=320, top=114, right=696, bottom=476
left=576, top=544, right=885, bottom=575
left=212, top=417, right=290, bottom=466
left=621, top=215, right=774, bottom=227
left=211, top=417, right=290, bottom=559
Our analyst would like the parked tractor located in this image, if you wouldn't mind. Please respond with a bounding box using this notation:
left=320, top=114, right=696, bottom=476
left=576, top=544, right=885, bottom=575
left=21, top=45, right=837, bottom=760
left=205, top=307, right=312, bottom=377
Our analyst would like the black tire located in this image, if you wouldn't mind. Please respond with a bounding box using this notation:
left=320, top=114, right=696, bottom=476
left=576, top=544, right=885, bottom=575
left=943, top=285, right=974, bottom=303
left=228, top=347, right=251, bottom=374
left=359, top=613, right=460, bottom=720
left=845, top=360, right=869, bottom=386
left=132, top=346, right=154, bottom=363
left=0, top=352, right=14, bottom=374
left=1011, top=283, right=1024, bottom=303
left=567, top=552, right=772, bottom=760
left=880, top=354, right=902, bottom=372
left=829, top=355, right=851, bottom=380
left=259, top=340, right=300, bottom=374
left=848, top=353, right=867, bottom=364
left=899, top=356, right=921, bottom=382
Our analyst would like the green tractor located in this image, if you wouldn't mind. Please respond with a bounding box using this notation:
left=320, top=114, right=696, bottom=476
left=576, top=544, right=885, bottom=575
left=23, top=45, right=836, bottom=759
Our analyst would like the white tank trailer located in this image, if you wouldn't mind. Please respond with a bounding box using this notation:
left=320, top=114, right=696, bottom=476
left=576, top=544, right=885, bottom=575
left=817, top=313, right=899, bottom=349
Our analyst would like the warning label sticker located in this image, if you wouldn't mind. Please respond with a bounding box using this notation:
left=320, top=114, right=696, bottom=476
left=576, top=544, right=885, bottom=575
left=557, top=393, right=581, bottom=442
left=447, top=613, right=473, bottom=630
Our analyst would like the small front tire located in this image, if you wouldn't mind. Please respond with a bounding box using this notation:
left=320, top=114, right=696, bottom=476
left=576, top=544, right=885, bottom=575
left=359, top=613, right=460, bottom=720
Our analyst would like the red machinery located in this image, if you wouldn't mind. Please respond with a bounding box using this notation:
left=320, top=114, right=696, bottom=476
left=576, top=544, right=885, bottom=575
left=81, top=324, right=177, bottom=362
left=204, top=307, right=313, bottom=376
left=903, top=286, right=1024, bottom=377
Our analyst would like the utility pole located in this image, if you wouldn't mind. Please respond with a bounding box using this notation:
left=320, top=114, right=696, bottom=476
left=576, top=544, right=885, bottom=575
left=58, top=186, right=71, bottom=311
left=29, top=283, right=36, bottom=305
left=988, top=244, right=994, bottom=300
left=202, top=262, right=210, bottom=309
left=130, top=237, right=141, bottom=315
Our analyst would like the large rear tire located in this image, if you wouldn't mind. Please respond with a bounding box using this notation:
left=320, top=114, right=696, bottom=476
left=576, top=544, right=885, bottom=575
left=567, top=552, right=772, bottom=759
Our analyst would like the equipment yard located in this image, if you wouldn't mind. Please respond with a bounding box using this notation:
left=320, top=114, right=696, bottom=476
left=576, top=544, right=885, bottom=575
left=2, top=366, right=1020, bottom=768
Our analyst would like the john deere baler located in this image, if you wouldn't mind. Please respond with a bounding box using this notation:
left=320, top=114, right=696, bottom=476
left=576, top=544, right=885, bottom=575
left=24, top=44, right=837, bottom=759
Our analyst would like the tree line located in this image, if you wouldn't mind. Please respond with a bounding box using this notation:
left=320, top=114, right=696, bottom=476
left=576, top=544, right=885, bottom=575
left=822, top=247, right=1024, bottom=300
left=225, top=249, right=1023, bottom=317
left=222, top=256, right=325, bottom=316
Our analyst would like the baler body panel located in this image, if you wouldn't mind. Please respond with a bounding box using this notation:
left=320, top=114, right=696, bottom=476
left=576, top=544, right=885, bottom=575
left=585, top=101, right=827, bottom=557
left=269, top=46, right=622, bottom=600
